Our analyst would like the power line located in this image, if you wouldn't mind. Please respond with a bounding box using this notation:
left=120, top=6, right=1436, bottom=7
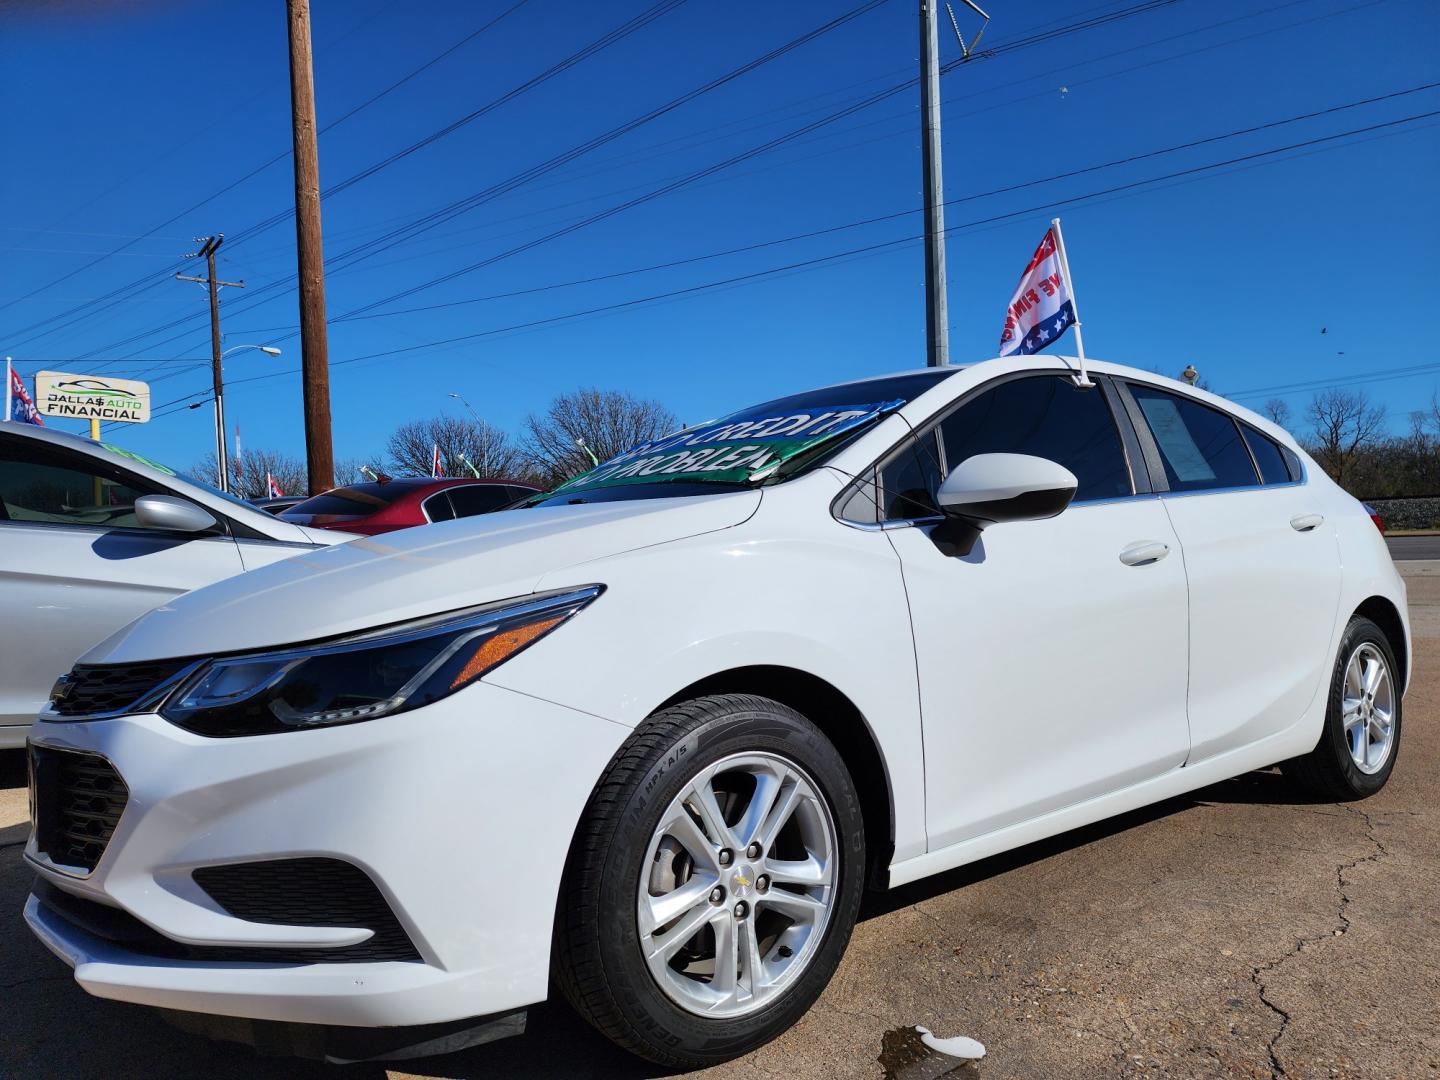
left=142, top=107, right=1439, bottom=422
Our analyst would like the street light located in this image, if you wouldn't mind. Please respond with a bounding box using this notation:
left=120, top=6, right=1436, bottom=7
left=448, top=391, right=491, bottom=476
left=208, top=344, right=282, bottom=492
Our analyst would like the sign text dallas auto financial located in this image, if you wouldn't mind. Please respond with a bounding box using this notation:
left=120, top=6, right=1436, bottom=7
left=34, top=371, right=151, bottom=423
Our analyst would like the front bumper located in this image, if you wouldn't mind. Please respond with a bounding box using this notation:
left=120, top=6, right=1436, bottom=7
left=23, top=680, right=628, bottom=1028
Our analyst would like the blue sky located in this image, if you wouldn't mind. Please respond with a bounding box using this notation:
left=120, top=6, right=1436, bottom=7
left=3, top=0, right=1437, bottom=473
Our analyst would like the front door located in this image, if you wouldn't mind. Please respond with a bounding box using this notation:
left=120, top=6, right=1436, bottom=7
left=878, top=374, right=1191, bottom=851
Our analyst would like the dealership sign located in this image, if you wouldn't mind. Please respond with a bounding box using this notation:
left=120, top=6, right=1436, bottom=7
left=35, top=371, right=151, bottom=423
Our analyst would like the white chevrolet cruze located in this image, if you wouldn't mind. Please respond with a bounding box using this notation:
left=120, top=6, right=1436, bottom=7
left=24, top=356, right=1407, bottom=1066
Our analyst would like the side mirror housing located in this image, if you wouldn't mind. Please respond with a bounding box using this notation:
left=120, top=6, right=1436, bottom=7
left=133, top=494, right=218, bottom=534
left=932, top=453, right=1077, bottom=554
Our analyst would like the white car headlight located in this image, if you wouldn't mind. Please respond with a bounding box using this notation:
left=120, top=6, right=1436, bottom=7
left=160, top=586, right=601, bottom=737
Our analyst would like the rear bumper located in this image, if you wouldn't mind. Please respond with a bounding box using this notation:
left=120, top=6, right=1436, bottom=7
left=23, top=680, right=628, bottom=1029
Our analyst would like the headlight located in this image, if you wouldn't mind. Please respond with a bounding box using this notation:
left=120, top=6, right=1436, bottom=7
left=160, top=586, right=601, bottom=737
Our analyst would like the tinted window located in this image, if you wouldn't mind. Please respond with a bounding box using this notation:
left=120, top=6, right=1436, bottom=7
left=0, top=438, right=172, bottom=530
left=448, top=484, right=513, bottom=518
left=1129, top=385, right=1258, bottom=492
left=424, top=492, right=456, bottom=522
left=878, top=430, right=943, bottom=520
left=1241, top=425, right=1293, bottom=485
left=937, top=375, right=1132, bottom=502
left=288, top=483, right=408, bottom=516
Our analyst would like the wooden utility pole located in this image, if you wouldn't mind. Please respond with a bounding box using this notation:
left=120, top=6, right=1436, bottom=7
left=286, top=0, right=334, bottom=494
left=177, top=235, right=244, bottom=492
left=919, top=0, right=949, bottom=367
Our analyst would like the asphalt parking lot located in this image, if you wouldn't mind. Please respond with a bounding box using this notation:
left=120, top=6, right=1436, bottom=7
left=1, top=571, right=1437, bottom=1080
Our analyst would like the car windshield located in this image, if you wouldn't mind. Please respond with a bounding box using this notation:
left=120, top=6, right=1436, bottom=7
left=528, top=369, right=958, bottom=507
left=287, top=483, right=413, bottom=517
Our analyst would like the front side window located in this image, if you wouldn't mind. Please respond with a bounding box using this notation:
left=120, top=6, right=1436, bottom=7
left=0, top=438, right=169, bottom=530
left=1128, top=384, right=1258, bottom=492
left=877, top=430, right=943, bottom=520
left=937, top=375, right=1133, bottom=503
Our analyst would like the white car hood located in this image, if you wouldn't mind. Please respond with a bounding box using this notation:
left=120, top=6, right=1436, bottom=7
left=83, top=490, right=760, bottom=663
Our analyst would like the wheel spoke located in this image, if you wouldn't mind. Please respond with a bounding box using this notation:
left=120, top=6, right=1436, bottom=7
left=734, top=767, right=786, bottom=848
left=687, top=773, right=738, bottom=850
left=1342, top=696, right=1364, bottom=725
left=709, top=912, right=739, bottom=1001
left=757, top=888, right=828, bottom=923
left=642, top=874, right=717, bottom=939
left=756, top=779, right=805, bottom=853
left=641, top=894, right=715, bottom=964
left=766, top=853, right=832, bottom=888
left=738, top=915, right=765, bottom=1000
left=662, top=806, right=722, bottom=872
left=1362, top=656, right=1383, bottom=696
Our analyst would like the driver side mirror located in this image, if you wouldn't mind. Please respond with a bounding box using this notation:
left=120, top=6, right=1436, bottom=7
left=932, top=453, right=1077, bottom=555
left=133, top=494, right=217, bottom=534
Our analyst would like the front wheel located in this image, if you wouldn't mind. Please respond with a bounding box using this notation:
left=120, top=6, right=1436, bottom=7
left=1281, top=615, right=1402, bottom=799
left=552, top=694, right=866, bottom=1068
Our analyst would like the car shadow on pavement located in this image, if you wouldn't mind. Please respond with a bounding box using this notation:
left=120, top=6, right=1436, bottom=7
left=0, top=764, right=1334, bottom=1080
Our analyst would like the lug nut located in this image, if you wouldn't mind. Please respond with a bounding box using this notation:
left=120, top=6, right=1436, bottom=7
left=718, top=848, right=733, bottom=867
left=746, top=841, right=763, bottom=860
left=734, top=900, right=749, bottom=919
left=709, top=886, right=725, bottom=905
left=756, top=874, right=770, bottom=892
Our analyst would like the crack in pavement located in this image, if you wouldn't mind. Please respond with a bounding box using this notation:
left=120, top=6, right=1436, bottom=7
left=1248, top=802, right=1390, bottom=1078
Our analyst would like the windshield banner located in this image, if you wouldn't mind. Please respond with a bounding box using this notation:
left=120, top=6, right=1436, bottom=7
left=553, top=399, right=904, bottom=494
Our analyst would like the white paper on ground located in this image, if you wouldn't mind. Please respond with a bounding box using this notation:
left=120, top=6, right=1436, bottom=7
left=916, top=1025, right=986, bottom=1060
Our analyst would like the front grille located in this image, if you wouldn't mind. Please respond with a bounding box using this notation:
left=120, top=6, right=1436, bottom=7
left=30, top=747, right=128, bottom=872
left=50, top=659, right=191, bottom=718
left=192, top=858, right=421, bottom=963
left=33, top=879, right=420, bottom=965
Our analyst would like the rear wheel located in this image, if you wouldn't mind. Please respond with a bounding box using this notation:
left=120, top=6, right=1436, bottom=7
left=1281, top=615, right=1401, bottom=799
left=552, top=694, right=865, bottom=1067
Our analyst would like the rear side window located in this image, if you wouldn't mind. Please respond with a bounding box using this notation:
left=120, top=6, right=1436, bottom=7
left=423, top=492, right=456, bottom=522
left=1128, top=385, right=1258, bottom=492
left=1241, top=425, right=1295, bottom=485
left=937, top=375, right=1132, bottom=502
left=447, top=484, right=513, bottom=518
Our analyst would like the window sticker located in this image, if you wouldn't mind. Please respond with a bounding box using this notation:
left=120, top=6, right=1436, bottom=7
left=552, top=399, right=905, bottom=495
left=1137, top=396, right=1216, bottom=483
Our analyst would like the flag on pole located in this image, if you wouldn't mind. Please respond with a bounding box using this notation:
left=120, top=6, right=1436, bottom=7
left=267, top=471, right=284, bottom=498
left=431, top=442, right=441, bottom=478
left=5, top=360, right=45, bottom=425
left=997, top=226, right=1076, bottom=357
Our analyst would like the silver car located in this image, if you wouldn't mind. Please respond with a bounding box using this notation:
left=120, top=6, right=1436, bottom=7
left=0, top=422, right=353, bottom=748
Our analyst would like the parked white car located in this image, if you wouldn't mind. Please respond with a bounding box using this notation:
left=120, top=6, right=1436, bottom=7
left=0, top=422, right=353, bottom=748
left=22, top=357, right=1407, bottom=1067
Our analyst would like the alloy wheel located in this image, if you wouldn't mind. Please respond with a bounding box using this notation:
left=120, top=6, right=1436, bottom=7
left=1342, top=642, right=1395, bottom=775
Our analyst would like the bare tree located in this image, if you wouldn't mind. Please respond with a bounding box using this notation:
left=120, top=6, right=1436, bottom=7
left=1262, top=398, right=1292, bottom=429
left=1307, top=388, right=1386, bottom=484
left=522, top=387, right=678, bottom=487
left=192, top=448, right=307, bottom=499
left=386, top=415, right=524, bottom=479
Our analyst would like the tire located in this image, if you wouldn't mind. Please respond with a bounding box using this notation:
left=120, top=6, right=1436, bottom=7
left=552, top=694, right=866, bottom=1068
left=1281, top=615, right=1402, bottom=800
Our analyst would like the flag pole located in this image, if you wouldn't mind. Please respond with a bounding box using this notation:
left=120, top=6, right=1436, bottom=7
left=1050, top=217, right=1092, bottom=387
left=4, top=357, right=12, bottom=422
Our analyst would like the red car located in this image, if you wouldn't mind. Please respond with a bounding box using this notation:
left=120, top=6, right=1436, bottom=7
left=279, top=477, right=539, bottom=535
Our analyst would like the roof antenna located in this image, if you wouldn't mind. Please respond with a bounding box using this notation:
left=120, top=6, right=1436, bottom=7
left=945, top=0, right=990, bottom=60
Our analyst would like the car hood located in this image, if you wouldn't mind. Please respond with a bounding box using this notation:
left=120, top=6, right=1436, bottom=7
left=82, top=490, right=761, bottom=663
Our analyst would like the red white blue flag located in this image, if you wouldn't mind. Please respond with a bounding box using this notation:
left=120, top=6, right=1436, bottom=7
left=431, top=442, right=441, bottom=478
left=267, top=471, right=283, bottom=498
left=6, top=363, right=44, bottom=425
left=998, top=225, right=1076, bottom=357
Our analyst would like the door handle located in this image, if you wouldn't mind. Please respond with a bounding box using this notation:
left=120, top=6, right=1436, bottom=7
left=1119, top=540, right=1170, bottom=566
left=1290, top=513, right=1325, bottom=532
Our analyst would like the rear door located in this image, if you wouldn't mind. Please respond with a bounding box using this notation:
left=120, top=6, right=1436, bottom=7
left=1119, top=381, right=1341, bottom=761
left=0, top=434, right=247, bottom=730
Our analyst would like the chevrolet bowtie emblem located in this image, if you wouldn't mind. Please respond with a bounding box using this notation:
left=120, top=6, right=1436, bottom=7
left=733, top=875, right=751, bottom=888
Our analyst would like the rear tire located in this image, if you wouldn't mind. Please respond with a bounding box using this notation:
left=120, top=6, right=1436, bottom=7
left=552, top=694, right=865, bottom=1068
left=1281, top=615, right=1401, bottom=800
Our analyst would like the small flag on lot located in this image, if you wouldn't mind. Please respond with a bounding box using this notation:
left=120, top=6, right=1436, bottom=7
left=997, top=218, right=1091, bottom=385
left=5, top=359, right=45, bottom=425
left=267, top=471, right=284, bottom=498
left=431, top=442, right=442, bottom=478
